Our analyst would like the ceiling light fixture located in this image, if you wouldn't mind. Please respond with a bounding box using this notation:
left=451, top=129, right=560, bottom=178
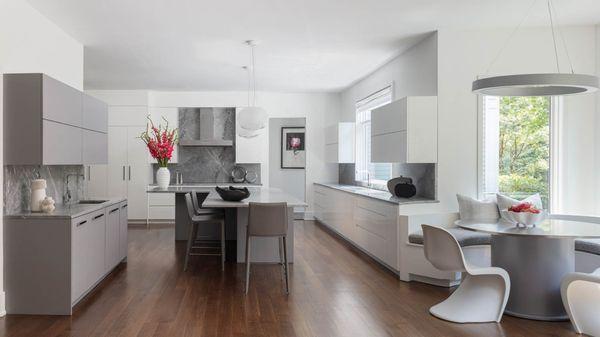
left=238, top=40, right=267, bottom=135
left=472, top=0, right=599, bottom=96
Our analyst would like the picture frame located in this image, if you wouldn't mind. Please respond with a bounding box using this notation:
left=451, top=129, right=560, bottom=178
left=281, top=127, right=306, bottom=169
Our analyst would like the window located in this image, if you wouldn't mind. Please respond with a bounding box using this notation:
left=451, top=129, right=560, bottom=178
left=355, top=87, right=393, bottom=189
left=482, top=96, right=552, bottom=209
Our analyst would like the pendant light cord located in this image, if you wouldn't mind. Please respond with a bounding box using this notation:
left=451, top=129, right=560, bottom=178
left=549, top=0, right=575, bottom=73
left=485, top=0, right=538, bottom=75
left=251, top=44, right=257, bottom=106
left=547, top=0, right=560, bottom=73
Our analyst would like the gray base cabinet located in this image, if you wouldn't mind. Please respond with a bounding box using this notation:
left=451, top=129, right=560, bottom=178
left=4, top=199, right=127, bottom=315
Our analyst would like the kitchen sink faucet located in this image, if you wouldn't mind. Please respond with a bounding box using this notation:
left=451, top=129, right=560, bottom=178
left=64, top=173, right=85, bottom=205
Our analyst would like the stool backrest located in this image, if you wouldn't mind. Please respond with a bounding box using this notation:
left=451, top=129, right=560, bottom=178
left=248, top=202, right=288, bottom=236
left=422, top=224, right=467, bottom=272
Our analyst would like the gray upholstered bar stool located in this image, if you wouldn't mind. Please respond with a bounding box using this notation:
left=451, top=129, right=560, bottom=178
left=183, top=192, right=226, bottom=271
left=245, top=202, right=289, bottom=294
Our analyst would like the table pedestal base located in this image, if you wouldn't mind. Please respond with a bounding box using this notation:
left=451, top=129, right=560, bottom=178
left=491, top=235, right=574, bottom=321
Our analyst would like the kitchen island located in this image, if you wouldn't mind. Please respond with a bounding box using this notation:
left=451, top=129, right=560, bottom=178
left=147, top=185, right=306, bottom=263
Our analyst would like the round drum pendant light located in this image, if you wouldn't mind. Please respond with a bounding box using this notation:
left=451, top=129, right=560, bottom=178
left=238, top=40, right=268, bottom=135
left=472, top=0, right=600, bottom=97
left=472, top=73, right=599, bottom=96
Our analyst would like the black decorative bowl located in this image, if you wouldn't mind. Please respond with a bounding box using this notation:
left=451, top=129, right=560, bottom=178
left=215, top=186, right=250, bottom=202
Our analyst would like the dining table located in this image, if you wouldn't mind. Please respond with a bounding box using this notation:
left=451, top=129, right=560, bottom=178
left=456, top=217, right=600, bottom=321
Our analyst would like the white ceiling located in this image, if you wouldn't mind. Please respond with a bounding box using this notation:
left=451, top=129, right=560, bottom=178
left=26, top=0, right=600, bottom=92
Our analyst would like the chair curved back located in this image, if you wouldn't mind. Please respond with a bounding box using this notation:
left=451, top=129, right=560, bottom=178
left=248, top=202, right=288, bottom=237
left=184, top=193, right=196, bottom=220
left=422, top=225, right=467, bottom=272
left=561, top=269, right=600, bottom=336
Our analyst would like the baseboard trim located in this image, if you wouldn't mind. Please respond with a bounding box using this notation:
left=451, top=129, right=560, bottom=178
left=303, top=211, right=314, bottom=221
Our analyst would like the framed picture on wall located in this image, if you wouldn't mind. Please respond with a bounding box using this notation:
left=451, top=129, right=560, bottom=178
left=281, top=127, right=306, bottom=169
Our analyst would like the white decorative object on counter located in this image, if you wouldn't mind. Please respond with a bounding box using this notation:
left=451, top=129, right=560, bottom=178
left=30, top=179, right=47, bottom=212
left=501, top=210, right=547, bottom=228
left=156, top=167, right=171, bottom=189
left=40, top=197, right=56, bottom=213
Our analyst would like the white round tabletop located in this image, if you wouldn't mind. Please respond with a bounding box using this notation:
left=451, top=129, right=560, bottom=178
left=456, top=218, right=600, bottom=238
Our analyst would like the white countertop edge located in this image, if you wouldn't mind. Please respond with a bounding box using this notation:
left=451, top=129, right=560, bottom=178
left=314, top=182, right=439, bottom=205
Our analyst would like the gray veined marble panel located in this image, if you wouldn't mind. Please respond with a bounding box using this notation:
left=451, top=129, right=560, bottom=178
left=3, top=165, right=85, bottom=214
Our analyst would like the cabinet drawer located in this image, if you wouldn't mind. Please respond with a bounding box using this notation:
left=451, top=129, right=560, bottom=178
left=148, top=194, right=175, bottom=206
left=355, top=196, right=397, bottom=219
left=371, top=131, right=406, bottom=164
left=83, top=94, right=108, bottom=133
left=149, top=206, right=175, bottom=220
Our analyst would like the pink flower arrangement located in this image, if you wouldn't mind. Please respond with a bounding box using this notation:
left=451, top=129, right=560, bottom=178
left=139, top=116, right=179, bottom=167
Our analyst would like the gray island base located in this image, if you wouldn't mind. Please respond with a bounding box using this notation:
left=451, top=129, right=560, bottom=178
left=147, top=186, right=306, bottom=263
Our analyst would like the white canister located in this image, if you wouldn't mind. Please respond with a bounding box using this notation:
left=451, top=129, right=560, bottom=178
left=30, top=179, right=47, bottom=212
left=156, top=167, right=171, bottom=189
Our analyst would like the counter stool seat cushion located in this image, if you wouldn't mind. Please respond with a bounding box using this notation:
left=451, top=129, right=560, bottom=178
left=409, top=228, right=491, bottom=247
left=575, top=239, right=600, bottom=256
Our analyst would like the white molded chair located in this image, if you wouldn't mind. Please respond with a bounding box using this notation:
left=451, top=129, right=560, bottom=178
left=422, top=225, right=510, bottom=323
left=561, top=268, right=600, bottom=336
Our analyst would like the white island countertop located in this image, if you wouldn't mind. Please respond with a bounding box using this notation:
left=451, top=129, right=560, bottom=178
left=315, top=183, right=438, bottom=205
left=147, top=185, right=307, bottom=208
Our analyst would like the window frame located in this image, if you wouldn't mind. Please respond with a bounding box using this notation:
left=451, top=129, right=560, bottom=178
left=477, top=95, right=560, bottom=212
left=354, top=84, right=394, bottom=189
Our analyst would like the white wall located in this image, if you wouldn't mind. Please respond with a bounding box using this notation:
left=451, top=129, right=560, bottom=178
left=0, top=0, right=85, bottom=316
left=269, top=117, right=306, bottom=214
left=437, top=26, right=599, bottom=215
left=339, top=33, right=438, bottom=122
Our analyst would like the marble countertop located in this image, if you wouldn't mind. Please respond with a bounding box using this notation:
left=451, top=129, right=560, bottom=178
left=147, top=183, right=261, bottom=193
left=4, top=197, right=127, bottom=219
left=314, top=183, right=438, bottom=205
left=149, top=185, right=307, bottom=208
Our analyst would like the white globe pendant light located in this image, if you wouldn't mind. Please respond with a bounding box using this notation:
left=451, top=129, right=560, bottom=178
left=472, top=0, right=599, bottom=97
left=238, top=41, right=267, bottom=135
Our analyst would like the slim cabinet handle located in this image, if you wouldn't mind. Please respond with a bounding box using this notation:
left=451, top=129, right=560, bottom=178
left=128, top=166, right=131, bottom=181
left=122, top=166, right=126, bottom=180
left=122, top=204, right=128, bottom=209
left=93, top=213, right=104, bottom=221
left=77, top=220, right=87, bottom=227
left=110, top=207, right=119, bottom=214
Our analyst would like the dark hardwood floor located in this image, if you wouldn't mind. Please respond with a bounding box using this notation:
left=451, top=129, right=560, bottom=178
left=0, top=220, right=578, bottom=337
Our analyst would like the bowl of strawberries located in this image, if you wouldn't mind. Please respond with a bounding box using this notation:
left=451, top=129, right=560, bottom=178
left=501, top=202, right=546, bottom=228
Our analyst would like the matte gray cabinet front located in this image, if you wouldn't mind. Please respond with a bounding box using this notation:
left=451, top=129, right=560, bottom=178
left=83, top=94, right=108, bottom=133
left=83, top=130, right=108, bottom=164
left=43, top=120, right=83, bottom=165
left=3, top=73, right=109, bottom=165
left=43, top=74, right=82, bottom=127
left=119, top=202, right=128, bottom=260
left=105, top=205, right=121, bottom=271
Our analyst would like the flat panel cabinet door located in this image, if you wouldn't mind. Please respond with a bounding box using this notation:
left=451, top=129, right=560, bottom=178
left=105, top=205, right=121, bottom=271
left=371, top=99, right=407, bottom=136
left=85, top=165, right=108, bottom=198
left=42, top=120, right=83, bottom=165
left=71, top=215, right=89, bottom=302
left=82, top=94, right=108, bottom=133
left=371, top=131, right=407, bottom=163
left=82, top=130, right=108, bottom=164
left=127, top=126, right=149, bottom=220
left=119, top=202, right=128, bottom=260
left=42, top=75, right=82, bottom=127
left=88, top=210, right=107, bottom=283
left=107, top=127, right=128, bottom=198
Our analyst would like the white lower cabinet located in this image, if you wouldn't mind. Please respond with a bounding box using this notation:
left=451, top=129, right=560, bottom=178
left=147, top=193, right=175, bottom=221
left=314, top=185, right=398, bottom=271
left=119, top=201, right=128, bottom=260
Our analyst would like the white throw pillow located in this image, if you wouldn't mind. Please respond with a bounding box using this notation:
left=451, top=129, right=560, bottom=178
left=496, top=193, right=543, bottom=212
left=456, top=194, right=500, bottom=222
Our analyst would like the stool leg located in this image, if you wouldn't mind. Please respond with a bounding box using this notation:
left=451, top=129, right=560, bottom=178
left=245, top=235, right=251, bottom=294
left=220, top=219, right=225, bottom=271
left=282, top=236, right=289, bottom=294
left=184, top=221, right=198, bottom=271
left=278, top=237, right=285, bottom=281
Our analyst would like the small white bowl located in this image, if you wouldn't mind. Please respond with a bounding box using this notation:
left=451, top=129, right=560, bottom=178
left=501, top=209, right=547, bottom=227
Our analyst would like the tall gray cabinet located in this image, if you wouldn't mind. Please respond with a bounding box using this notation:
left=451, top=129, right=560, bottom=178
left=3, top=73, right=108, bottom=165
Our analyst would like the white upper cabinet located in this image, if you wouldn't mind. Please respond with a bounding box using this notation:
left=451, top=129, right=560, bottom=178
left=371, top=96, right=437, bottom=163
left=148, top=107, right=178, bottom=163
left=325, top=122, right=355, bottom=163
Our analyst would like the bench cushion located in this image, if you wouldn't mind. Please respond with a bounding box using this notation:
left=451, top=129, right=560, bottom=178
left=408, top=228, right=491, bottom=247
left=576, top=239, right=600, bottom=256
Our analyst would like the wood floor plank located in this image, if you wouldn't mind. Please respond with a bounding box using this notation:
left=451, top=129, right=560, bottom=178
left=0, top=220, right=580, bottom=337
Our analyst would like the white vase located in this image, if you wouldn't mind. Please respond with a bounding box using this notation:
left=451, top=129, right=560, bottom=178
left=30, top=179, right=47, bottom=212
left=156, top=167, right=171, bottom=189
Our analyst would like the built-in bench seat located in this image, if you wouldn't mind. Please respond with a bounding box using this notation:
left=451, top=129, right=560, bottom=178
left=408, top=228, right=491, bottom=247
left=576, top=239, right=600, bottom=255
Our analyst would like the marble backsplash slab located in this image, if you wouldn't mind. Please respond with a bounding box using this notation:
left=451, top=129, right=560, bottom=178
left=4, top=165, right=85, bottom=214
left=338, top=163, right=436, bottom=200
